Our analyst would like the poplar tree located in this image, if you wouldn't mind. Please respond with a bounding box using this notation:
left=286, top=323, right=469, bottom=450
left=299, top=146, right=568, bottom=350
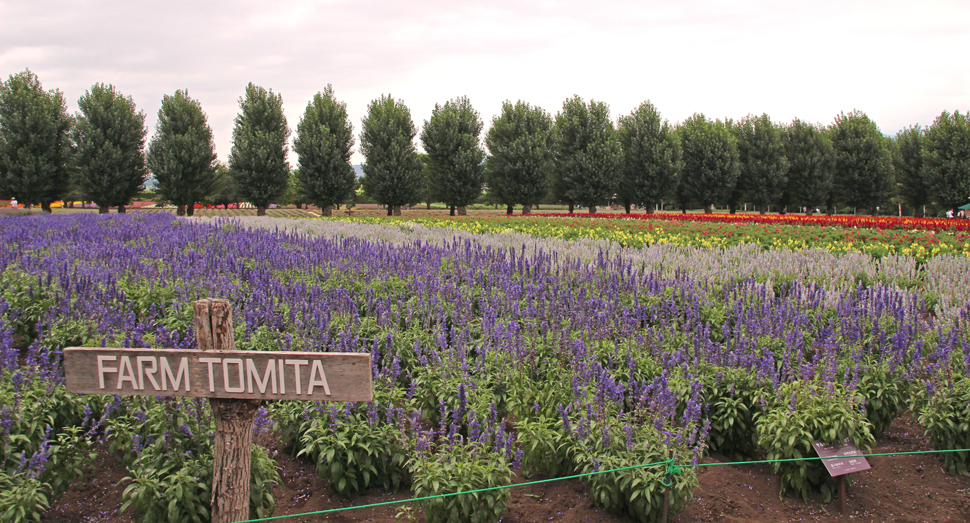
left=734, top=114, right=788, bottom=214
left=0, top=69, right=73, bottom=213
left=73, top=83, right=148, bottom=214
left=830, top=110, right=893, bottom=214
left=359, top=94, right=422, bottom=216
left=228, top=83, right=290, bottom=216
left=616, top=101, right=681, bottom=214
left=923, top=110, right=970, bottom=211
left=677, top=114, right=739, bottom=214
left=784, top=119, right=835, bottom=213
left=484, top=100, right=554, bottom=215
left=892, top=125, right=929, bottom=217
left=147, top=90, right=217, bottom=216
left=293, top=85, right=357, bottom=216
left=553, top=95, right=621, bottom=214
left=420, top=96, right=485, bottom=216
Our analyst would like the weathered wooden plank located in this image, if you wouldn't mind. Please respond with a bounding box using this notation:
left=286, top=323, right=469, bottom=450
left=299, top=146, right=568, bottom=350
left=192, top=299, right=213, bottom=351
left=63, top=348, right=373, bottom=401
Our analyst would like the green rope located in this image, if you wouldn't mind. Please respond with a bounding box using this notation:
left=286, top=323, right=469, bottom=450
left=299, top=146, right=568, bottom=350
left=236, top=447, right=970, bottom=523
left=234, top=458, right=671, bottom=523
left=682, top=447, right=970, bottom=469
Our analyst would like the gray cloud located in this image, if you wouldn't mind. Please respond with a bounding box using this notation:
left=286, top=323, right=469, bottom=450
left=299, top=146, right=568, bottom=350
left=2, top=0, right=968, bottom=162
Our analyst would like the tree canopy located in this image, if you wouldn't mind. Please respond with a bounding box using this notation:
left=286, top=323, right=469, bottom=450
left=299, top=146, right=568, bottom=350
left=228, top=83, right=290, bottom=216
left=420, top=96, right=485, bottom=215
left=0, top=69, right=73, bottom=213
left=360, top=94, right=422, bottom=215
left=677, top=114, right=739, bottom=213
left=147, top=89, right=218, bottom=216
left=485, top=100, right=554, bottom=214
left=922, top=110, right=970, bottom=210
left=293, top=85, right=357, bottom=215
left=784, top=119, right=835, bottom=213
left=733, top=114, right=788, bottom=213
left=830, top=110, right=894, bottom=213
left=616, top=101, right=680, bottom=214
left=892, top=125, right=929, bottom=216
left=553, top=95, right=621, bottom=213
left=73, top=83, right=148, bottom=213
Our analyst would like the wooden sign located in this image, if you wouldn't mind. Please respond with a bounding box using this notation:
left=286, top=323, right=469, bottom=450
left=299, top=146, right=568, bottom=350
left=63, top=347, right=372, bottom=401
left=814, top=439, right=871, bottom=514
left=813, top=439, right=871, bottom=477
left=59, top=297, right=376, bottom=523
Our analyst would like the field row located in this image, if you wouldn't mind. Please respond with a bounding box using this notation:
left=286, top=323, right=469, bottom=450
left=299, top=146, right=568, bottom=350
left=310, top=214, right=970, bottom=261
left=0, top=214, right=967, bottom=523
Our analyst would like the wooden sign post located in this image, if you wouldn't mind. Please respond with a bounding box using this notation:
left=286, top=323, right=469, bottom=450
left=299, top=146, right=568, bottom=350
left=813, top=439, right=871, bottom=514
left=64, top=298, right=373, bottom=523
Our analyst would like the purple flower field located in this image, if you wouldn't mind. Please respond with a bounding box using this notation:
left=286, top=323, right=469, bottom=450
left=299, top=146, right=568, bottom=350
left=1, top=213, right=967, bottom=522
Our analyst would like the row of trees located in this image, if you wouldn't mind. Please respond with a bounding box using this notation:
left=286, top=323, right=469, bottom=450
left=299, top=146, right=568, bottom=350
left=0, top=71, right=355, bottom=216
left=361, top=96, right=970, bottom=217
left=2, top=69, right=968, bottom=217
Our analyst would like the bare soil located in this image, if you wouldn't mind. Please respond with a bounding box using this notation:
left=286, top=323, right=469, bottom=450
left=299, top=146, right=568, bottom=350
left=41, top=413, right=970, bottom=523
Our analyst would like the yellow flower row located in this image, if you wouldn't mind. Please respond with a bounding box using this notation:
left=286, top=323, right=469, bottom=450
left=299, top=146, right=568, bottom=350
left=315, top=216, right=970, bottom=262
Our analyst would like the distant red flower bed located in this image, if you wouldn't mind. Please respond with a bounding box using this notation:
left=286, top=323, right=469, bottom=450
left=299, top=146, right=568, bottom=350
left=523, top=212, right=970, bottom=233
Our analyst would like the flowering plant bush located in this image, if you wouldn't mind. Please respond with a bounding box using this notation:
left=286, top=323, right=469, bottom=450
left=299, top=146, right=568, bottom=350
left=565, top=413, right=699, bottom=523
left=295, top=399, right=412, bottom=496
left=410, top=441, right=512, bottom=523
left=114, top=397, right=279, bottom=521
left=757, top=381, right=874, bottom=502
left=912, top=377, right=970, bottom=476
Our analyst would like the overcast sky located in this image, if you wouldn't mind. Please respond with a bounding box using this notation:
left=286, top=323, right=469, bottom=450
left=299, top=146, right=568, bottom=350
left=2, top=0, right=968, bottom=164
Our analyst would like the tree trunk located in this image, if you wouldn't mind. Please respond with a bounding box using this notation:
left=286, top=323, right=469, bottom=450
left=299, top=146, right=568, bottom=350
left=568, top=203, right=574, bottom=213
left=426, top=202, right=431, bottom=210
left=99, top=206, right=109, bottom=214
left=645, top=206, right=654, bottom=214
left=257, top=206, right=267, bottom=216
left=322, top=205, right=332, bottom=216
left=457, top=205, right=467, bottom=216
left=588, top=205, right=597, bottom=214
left=186, top=204, right=194, bottom=217
left=521, top=204, right=531, bottom=215
left=41, top=202, right=52, bottom=214
left=704, top=205, right=713, bottom=214
left=506, top=204, right=514, bottom=215
left=624, top=203, right=631, bottom=214
left=192, top=299, right=260, bottom=523
left=914, top=206, right=924, bottom=218
left=449, top=205, right=455, bottom=216
left=209, top=398, right=260, bottom=523
left=177, top=205, right=186, bottom=216
left=854, top=208, right=861, bottom=216
left=392, top=205, right=402, bottom=216
left=386, top=206, right=392, bottom=216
